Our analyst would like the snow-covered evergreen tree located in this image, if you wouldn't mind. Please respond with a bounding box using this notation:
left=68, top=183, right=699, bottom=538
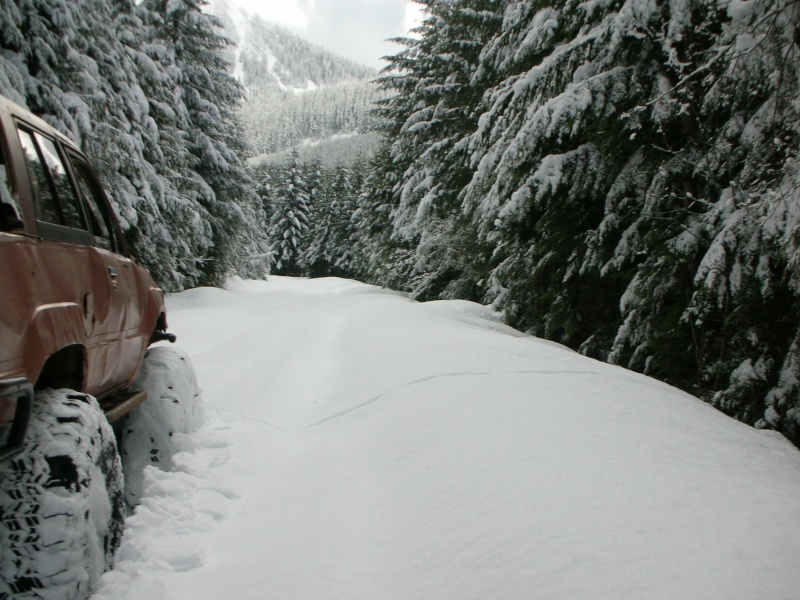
left=143, top=0, right=270, bottom=285
left=0, top=0, right=190, bottom=286
left=124, top=0, right=214, bottom=287
left=600, top=0, right=800, bottom=439
left=462, top=0, right=800, bottom=439
left=270, top=149, right=311, bottom=275
left=305, top=164, right=360, bottom=277
left=354, top=144, right=417, bottom=291
left=365, top=0, right=505, bottom=299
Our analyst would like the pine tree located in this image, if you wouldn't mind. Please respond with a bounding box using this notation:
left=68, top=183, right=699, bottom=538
left=127, top=0, right=215, bottom=288
left=0, top=0, right=192, bottom=287
left=302, top=157, right=371, bottom=278
left=0, top=0, right=271, bottom=290
left=143, top=0, right=270, bottom=286
left=607, top=0, right=800, bottom=437
left=361, top=0, right=506, bottom=299
left=460, top=0, right=800, bottom=439
left=303, top=162, right=334, bottom=277
left=270, top=150, right=311, bottom=275
left=335, top=156, right=369, bottom=276
left=354, top=144, right=417, bottom=291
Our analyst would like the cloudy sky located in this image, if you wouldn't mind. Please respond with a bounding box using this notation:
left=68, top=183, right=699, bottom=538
left=222, top=0, right=425, bottom=70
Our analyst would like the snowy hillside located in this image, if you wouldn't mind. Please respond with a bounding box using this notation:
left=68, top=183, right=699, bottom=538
left=206, top=0, right=379, bottom=156
left=93, top=277, right=800, bottom=600
left=249, top=131, right=381, bottom=169
left=208, top=0, right=372, bottom=94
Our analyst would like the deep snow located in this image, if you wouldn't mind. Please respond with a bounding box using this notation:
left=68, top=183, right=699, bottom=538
left=93, top=277, right=800, bottom=600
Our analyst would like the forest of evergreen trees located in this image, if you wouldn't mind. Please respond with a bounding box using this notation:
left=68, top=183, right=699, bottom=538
left=253, top=150, right=368, bottom=278
left=241, top=81, right=380, bottom=155
left=1, top=0, right=798, bottom=445
left=353, top=0, right=800, bottom=445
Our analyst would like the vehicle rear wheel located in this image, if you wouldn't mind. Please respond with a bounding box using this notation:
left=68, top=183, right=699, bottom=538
left=0, top=389, right=124, bottom=599
left=120, top=346, right=203, bottom=507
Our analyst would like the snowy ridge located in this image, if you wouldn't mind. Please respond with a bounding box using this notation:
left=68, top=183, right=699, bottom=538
left=205, top=0, right=373, bottom=95
left=203, top=0, right=377, bottom=156
left=93, top=277, right=800, bottom=600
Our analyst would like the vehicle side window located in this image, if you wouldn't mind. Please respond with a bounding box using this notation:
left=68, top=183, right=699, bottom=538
left=17, top=129, right=61, bottom=225
left=71, top=158, right=116, bottom=252
left=35, top=133, right=85, bottom=230
left=17, top=128, right=87, bottom=232
left=0, top=142, right=23, bottom=232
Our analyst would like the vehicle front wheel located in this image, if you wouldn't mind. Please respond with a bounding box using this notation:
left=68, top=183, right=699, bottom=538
left=120, top=345, right=203, bottom=507
left=0, top=389, right=124, bottom=599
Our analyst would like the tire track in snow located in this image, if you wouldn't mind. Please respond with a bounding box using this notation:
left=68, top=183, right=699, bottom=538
left=303, top=368, right=603, bottom=430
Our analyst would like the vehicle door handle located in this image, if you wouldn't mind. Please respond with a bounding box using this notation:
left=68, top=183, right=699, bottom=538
left=107, top=266, right=118, bottom=279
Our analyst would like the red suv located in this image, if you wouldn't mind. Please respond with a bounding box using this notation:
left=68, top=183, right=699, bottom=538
left=0, top=94, right=187, bottom=597
left=0, top=94, right=173, bottom=459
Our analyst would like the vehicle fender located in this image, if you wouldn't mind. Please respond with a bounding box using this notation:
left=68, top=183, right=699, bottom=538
left=121, top=284, right=166, bottom=387
left=22, top=302, right=87, bottom=384
left=142, top=283, right=166, bottom=337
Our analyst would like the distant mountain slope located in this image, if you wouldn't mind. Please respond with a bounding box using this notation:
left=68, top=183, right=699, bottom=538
left=206, top=0, right=380, bottom=158
left=241, top=80, right=380, bottom=155
left=250, top=131, right=382, bottom=169
left=240, top=20, right=374, bottom=93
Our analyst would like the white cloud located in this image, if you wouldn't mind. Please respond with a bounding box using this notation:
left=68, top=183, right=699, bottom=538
left=403, top=1, right=425, bottom=33
left=228, top=0, right=311, bottom=29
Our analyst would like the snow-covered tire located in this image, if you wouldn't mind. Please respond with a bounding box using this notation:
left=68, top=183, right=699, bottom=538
left=120, top=346, right=203, bottom=507
left=0, top=390, right=124, bottom=600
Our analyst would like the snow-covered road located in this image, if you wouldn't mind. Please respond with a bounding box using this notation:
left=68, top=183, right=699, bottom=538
left=94, top=277, right=800, bottom=600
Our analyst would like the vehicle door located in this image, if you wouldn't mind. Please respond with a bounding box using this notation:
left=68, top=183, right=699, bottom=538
left=65, top=151, right=145, bottom=390
left=0, top=119, right=29, bottom=378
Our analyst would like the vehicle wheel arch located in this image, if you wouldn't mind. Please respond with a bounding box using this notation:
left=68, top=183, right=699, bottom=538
left=23, top=301, right=87, bottom=388
left=35, top=343, right=86, bottom=391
